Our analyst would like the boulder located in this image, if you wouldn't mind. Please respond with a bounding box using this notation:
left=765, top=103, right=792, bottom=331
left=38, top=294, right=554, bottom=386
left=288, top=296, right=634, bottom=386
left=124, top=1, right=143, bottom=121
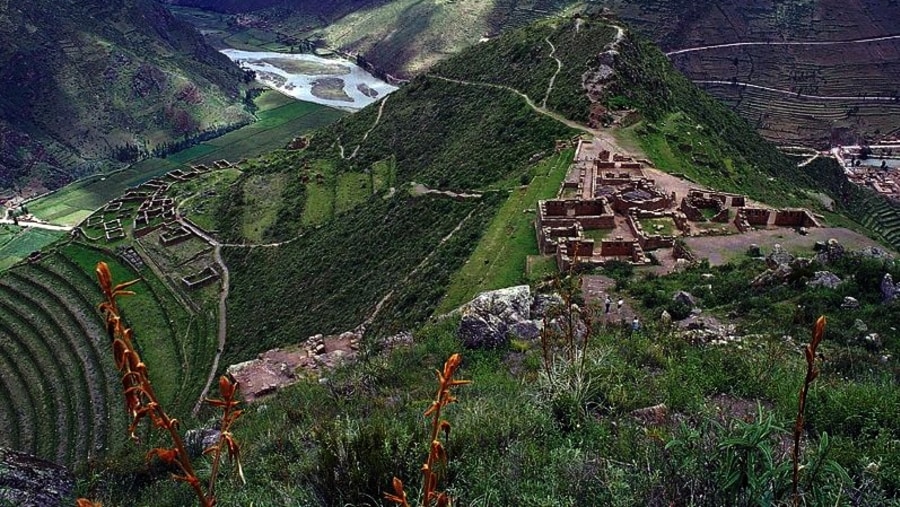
left=0, top=448, right=73, bottom=507
left=185, top=428, right=222, bottom=458
left=841, top=296, right=860, bottom=309
left=532, top=293, right=564, bottom=319
left=854, top=319, right=869, bottom=333
left=672, top=290, right=696, bottom=308
left=751, top=264, right=792, bottom=288
left=807, top=271, right=843, bottom=289
left=458, top=286, right=537, bottom=349
left=466, top=285, right=532, bottom=321
left=508, top=320, right=542, bottom=340
left=747, top=244, right=762, bottom=257
left=881, top=274, right=900, bottom=303
left=458, top=312, right=509, bottom=349
left=814, top=238, right=845, bottom=265
left=766, top=244, right=794, bottom=269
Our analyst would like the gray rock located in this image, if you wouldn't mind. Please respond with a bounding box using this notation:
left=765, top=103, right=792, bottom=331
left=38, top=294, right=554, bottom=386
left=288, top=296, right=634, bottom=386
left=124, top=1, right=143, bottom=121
left=673, top=290, right=696, bottom=308
left=660, top=310, right=672, bottom=324
left=752, top=264, right=793, bottom=287
left=854, top=319, right=868, bottom=333
left=0, top=447, right=74, bottom=507
left=766, top=244, right=794, bottom=268
left=458, top=286, right=536, bottom=349
left=807, top=271, right=843, bottom=289
left=458, top=311, right=509, bottom=349
left=185, top=428, right=222, bottom=458
left=548, top=315, right=588, bottom=341
left=881, top=274, right=900, bottom=303
left=814, top=238, right=845, bottom=265
left=531, top=293, right=564, bottom=319
left=508, top=320, right=542, bottom=340
left=841, top=296, right=860, bottom=309
left=467, top=285, right=532, bottom=320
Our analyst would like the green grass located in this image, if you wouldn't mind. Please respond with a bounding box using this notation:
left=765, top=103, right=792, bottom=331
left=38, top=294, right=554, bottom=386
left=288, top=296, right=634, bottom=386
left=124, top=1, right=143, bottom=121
left=435, top=150, right=572, bottom=313
left=335, top=173, right=372, bottom=213
left=239, top=173, right=289, bottom=243
left=0, top=227, right=66, bottom=271
left=526, top=254, right=559, bottom=282
left=27, top=98, right=344, bottom=227
left=639, top=217, right=677, bottom=236
left=583, top=228, right=612, bottom=241
left=59, top=241, right=215, bottom=414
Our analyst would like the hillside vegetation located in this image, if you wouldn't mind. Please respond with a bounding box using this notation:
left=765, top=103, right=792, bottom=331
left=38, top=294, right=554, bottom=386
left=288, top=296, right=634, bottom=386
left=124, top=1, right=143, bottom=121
left=0, top=0, right=249, bottom=194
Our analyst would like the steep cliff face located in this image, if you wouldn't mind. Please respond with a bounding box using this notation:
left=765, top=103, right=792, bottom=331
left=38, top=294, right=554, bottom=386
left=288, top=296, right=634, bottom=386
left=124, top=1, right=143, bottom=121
left=0, top=0, right=250, bottom=194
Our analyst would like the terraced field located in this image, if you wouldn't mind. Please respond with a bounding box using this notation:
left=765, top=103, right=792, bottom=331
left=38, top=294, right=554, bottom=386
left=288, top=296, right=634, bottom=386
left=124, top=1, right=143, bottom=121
left=0, top=239, right=217, bottom=465
left=0, top=250, right=124, bottom=465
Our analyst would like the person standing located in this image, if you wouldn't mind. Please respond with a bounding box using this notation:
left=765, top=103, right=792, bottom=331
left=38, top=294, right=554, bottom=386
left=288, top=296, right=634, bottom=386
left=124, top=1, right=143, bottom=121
left=617, top=298, right=624, bottom=314
left=631, top=317, right=641, bottom=333
left=605, top=295, right=612, bottom=314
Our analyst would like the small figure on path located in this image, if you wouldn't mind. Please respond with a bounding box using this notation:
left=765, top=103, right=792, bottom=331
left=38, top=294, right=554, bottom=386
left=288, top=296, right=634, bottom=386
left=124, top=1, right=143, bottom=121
left=605, top=295, right=612, bottom=314
left=631, top=317, right=641, bottom=333
left=617, top=298, right=624, bottom=314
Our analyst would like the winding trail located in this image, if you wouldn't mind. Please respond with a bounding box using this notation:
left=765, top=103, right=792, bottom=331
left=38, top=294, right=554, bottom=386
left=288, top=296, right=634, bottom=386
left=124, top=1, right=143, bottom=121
left=178, top=218, right=231, bottom=416
left=363, top=207, right=480, bottom=326
left=410, top=182, right=483, bottom=199
left=428, top=74, right=622, bottom=153
left=339, top=95, right=390, bottom=160
left=666, top=34, right=900, bottom=56
left=694, top=80, right=900, bottom=102
left=541, top=37, right=562, bottom=109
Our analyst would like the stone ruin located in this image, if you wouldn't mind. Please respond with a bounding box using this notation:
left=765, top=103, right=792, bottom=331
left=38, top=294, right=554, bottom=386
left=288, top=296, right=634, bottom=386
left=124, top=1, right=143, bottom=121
left=536, top=198, right=615, bottom=255
left=611, top=180, right=675, bottom=213
left=627, top=209, right=688, bottom=250
left=181, top=266, right=219, bottom=290
left=159, top=223, right=193, bottom=246
left=679, top=189, right=744, bottom=223
left=734, top=207, right=820, bottom=233
left=116, top=246, right=145, bottom=271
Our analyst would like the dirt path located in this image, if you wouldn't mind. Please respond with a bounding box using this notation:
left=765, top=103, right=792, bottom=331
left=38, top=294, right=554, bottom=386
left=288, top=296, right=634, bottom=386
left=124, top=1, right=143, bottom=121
left=666, top=34, right=900, bottom=56
left=409, top=182, right=483, bottom=199
left=541, top=37, right=562, bottom=109
left=694, top=80, right=900, bottom=102
left=364, top=207, right=479, bottom=326
left=685, top=227, right=893, bottom=266
left=176, top=218, right=231, bottom=415
left=340, top=95, right=390, bottom=160
left=428, top=74, right=623, bottom=154
left=0, top=219, right=73, bottom=232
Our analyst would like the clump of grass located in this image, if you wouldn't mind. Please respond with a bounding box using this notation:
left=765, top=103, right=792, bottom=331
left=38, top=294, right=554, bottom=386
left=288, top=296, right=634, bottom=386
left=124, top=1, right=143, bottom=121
left=792, top=315, right=826, bottom=505
left=79, top=262, right=244, bottom=507
left=386, top=353, right=471, bottom=507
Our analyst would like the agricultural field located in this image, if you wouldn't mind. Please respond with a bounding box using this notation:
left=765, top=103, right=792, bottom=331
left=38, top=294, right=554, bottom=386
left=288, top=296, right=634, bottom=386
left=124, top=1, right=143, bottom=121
left=0, top=226, right=66, bottom=271
left=26, top=95, right=344, bottom=227
left=0, top=247, right=128, bottom=466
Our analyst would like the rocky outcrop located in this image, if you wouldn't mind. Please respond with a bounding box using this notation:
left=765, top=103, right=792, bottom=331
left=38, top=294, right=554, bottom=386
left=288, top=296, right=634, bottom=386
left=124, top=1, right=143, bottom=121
left=814, top=238, right=845, bottom=265
left=766, top=244, right=794, bottom=269
left=808, top=271, right=843, bottom=289
left=458, top=286, right=535, bottom=349
left=0, top=448, right=73, bottom=507
left=881, top=274, right=900, bottom=303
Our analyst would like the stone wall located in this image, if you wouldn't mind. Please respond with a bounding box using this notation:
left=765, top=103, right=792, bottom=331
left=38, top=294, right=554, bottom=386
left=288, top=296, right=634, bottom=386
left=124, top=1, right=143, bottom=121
left=773, top=209, right=819, bottom=227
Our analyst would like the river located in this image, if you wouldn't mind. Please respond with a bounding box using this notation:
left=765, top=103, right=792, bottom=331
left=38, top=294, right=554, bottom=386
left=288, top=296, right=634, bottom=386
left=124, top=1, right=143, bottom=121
left=221, top=49, right=398, bottom=110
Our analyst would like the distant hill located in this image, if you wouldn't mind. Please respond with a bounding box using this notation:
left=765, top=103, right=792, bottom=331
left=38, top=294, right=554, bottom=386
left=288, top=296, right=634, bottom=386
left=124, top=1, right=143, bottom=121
left=0, top=0, right=251, bottom=195
left=606, top=0, right=900, bottom=146
left=163, top=0, right=581, bottom=77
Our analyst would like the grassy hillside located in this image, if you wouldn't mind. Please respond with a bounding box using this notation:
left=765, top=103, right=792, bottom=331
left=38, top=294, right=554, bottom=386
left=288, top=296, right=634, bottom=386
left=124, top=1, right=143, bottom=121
left=0, top=0, right=250, bottom=194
